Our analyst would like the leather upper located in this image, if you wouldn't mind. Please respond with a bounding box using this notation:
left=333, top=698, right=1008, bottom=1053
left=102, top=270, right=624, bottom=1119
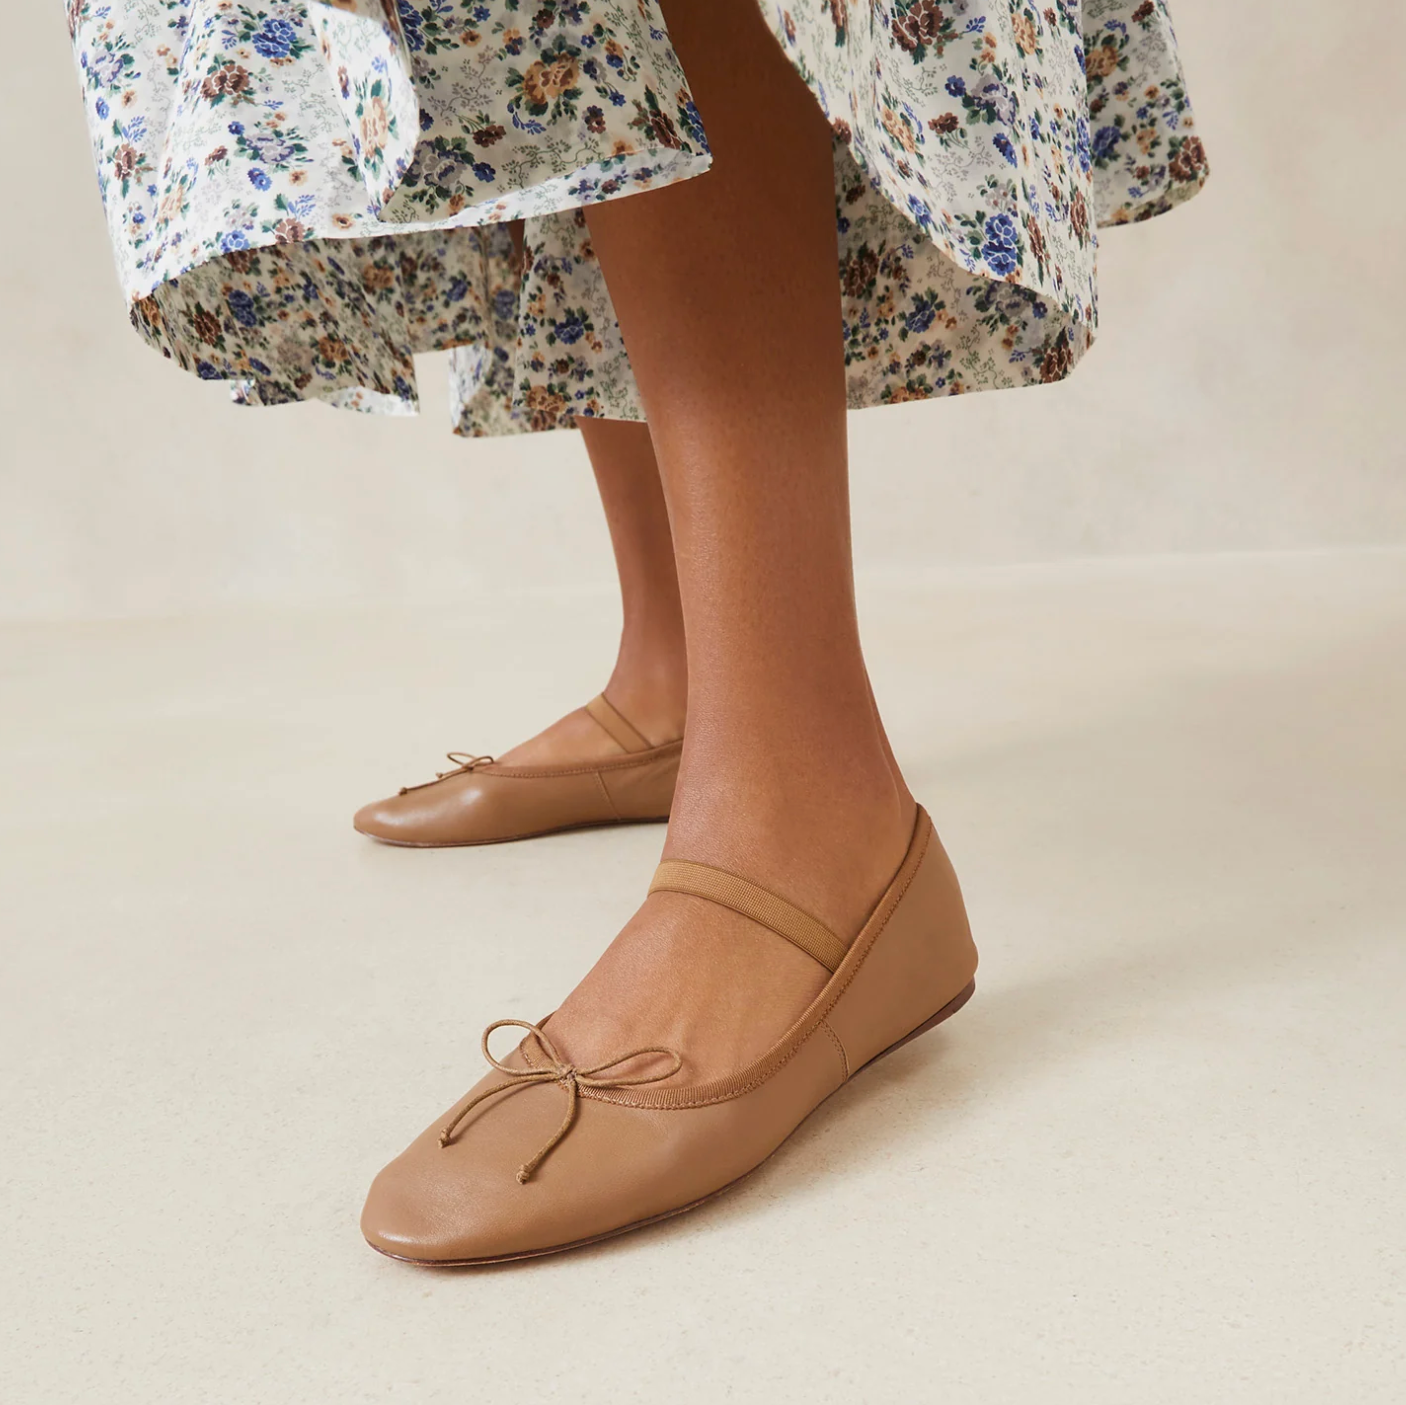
left=361, top=806, right=978, bottom=1263
left=353, top=695, right=681, bottom=846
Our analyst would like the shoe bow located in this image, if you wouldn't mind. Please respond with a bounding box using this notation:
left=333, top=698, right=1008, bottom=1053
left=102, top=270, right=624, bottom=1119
left=437, top=1018, right=682, bottom=1184
left=398, top=753, right=494, bottom=795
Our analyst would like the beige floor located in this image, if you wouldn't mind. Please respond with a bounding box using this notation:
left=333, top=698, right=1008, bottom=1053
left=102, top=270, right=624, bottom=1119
left=3, top=548, right=1404, bottom=1404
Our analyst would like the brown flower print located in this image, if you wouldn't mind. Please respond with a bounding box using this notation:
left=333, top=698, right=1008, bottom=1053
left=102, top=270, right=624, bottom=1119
left=885, top=385, right=925, bottom=404
left=317, top=335, right=351, bottom=365
left=191, top=307, right=223, bottom=345
left=1040, top=331, right=1073, bottom=383
left=881, top=105, right=917, bottom=153
left=1069, top=188, right=1090, bottom=242
left=892, top=1, right=946, bottom=56
left=1025, top=215, right=1046, bottom=267
left=650, top=111, right=681, bottom=148
left=360, top=95, right=390, bottom=160
left=1168, top=135, right=1208, bottom=183
left=1085, top=41, right=1120, bottom=79
left=523, top=56, right=579, bottom=108
left=199, top=63, right=250, bottom=102
left=523, top=384, right=569, bottom=432
left=73, top=0, right=1205, bottom=434
left=112, top=143, right=140, bottom=180
left=842, top=246, right=880, bottom=299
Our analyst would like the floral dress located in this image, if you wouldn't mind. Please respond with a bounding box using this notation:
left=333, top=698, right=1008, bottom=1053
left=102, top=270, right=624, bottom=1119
left=67, top=0, right=1208, bottom=436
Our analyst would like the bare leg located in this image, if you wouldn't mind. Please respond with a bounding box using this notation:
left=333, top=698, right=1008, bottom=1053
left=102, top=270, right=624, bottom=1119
left=543, top=0, right=915, bottom=1078
left=583, top=418, right=689, bottom=738
left=495, top=416, right=688, bottom=765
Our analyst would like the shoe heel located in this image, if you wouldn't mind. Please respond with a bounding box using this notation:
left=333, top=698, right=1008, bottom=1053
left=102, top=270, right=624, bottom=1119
left=866, top=978, right=976, bottom=1070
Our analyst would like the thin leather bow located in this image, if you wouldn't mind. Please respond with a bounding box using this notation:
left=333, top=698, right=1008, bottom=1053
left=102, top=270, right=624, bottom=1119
left=438, top=1018, right=682, bottom=1184
left=398, top=752, right=494, bottom=795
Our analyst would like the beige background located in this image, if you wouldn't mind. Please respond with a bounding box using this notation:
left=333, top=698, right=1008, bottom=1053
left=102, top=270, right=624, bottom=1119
left=2, top=0, right=1403, bottom=620
left=5, top=8, right=1406, bottom=1402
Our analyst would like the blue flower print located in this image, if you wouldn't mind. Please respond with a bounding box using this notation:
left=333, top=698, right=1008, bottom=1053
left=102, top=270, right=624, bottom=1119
left=1075, top=117, right=1091, bottom=174
left=973, top=79, right=1016, bottom=126
left=554, top=311, right=587, bottom=345
left=251, top=19, right=300, bottom=62
left=246, top=133, right=297, bottom=166
left=906, top=301, right=936, bottom=335
left=1091, top=126, right=1123, bottom=162
left=90, top=50, right=127, bottom=86
left=396, top=3, right=425, bottom=53
left=226, top=288, right=258, bottom=327
left=981, top=212, right=1021, bottom=276
left=906, top=192, right=935, bottom=233
left=68, top=0, right=1205, bottom=432
left=678, top=97, right=706, bottom=148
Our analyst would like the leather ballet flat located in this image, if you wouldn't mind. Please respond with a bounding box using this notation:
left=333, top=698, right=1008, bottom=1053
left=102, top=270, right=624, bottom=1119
left=360, top=804, right=977, bottom=1265
left=353, top=694, right=681, bottom=847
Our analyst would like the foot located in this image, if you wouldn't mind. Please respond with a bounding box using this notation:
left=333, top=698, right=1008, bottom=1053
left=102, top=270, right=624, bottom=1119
left=359, top=802, right=978, bottom=1266
left=538, top=780, right=916, bottom=1083
left=495, top=680, right=684, bottom=769
left=353, top=692, right=682, bottom=847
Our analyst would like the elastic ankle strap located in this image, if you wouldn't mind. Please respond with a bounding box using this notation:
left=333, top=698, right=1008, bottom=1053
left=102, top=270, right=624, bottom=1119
left=584, top=693, right=653, bottom=753
left=648, top=861, right=848, bottom=972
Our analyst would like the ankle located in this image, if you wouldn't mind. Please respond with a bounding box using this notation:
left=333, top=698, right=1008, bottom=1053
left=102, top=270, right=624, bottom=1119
left=604, top=648, right=688, bottom=745
left=664, top=744, right=915, bottom=939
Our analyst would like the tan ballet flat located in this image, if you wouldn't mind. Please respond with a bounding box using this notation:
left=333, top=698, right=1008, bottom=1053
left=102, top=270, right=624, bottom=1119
left=360, top=804, right=977, bottom=1264
left=353, top=694, right=681, bottom=847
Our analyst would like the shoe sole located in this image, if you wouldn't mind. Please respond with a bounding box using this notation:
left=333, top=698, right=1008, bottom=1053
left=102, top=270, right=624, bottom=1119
left=367, top=977, right=976, bottom=1268
left=355, top=815, right=671, bottom=848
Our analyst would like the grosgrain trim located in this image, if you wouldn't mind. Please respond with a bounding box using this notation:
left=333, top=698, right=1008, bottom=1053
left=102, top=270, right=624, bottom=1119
left=589, top=809, right=936, bottom=1110
left=584, top=693, right=654, bottom=753
left=649, top=860, right=849, bottom=973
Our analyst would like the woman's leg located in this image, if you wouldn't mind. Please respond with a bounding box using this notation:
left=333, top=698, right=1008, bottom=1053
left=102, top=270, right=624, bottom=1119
left=580, top=418, right=688, bottom=741
left=543, top=0, right=915, bottom=1076
left=494, top=418, right=688, bottom=765
left=488, top=224, right=685, bottom=766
